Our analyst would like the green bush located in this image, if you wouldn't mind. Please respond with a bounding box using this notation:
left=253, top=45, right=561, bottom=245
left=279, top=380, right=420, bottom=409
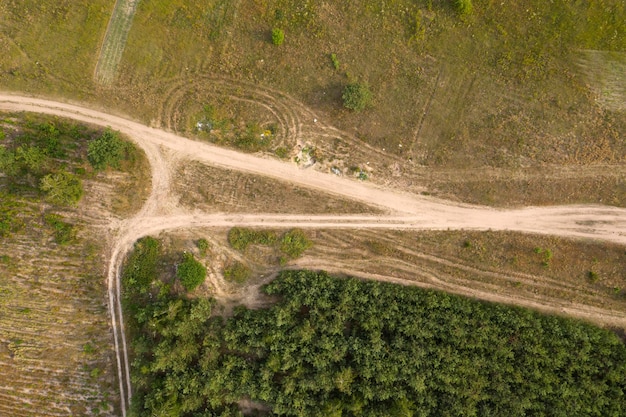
left=271, top=28, right=285, bottom=45
left=280, top=228, right=312, bottom=259
left=342, top=82, right=373, bottom=112
left=40, top=171, right=83, bottom=206
left=87, top=128, right=125, bottom=170
left=177, top=253, right=207, bottom=291
left=223, top=261, right=251, bottom=283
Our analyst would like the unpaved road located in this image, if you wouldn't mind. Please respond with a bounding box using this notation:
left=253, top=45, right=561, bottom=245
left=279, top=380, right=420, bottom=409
left=1, top=94, right=625, bottom=415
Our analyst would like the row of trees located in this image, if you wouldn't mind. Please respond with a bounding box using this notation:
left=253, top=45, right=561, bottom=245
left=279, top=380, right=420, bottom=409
left=122, top=242, right=626, bottom=417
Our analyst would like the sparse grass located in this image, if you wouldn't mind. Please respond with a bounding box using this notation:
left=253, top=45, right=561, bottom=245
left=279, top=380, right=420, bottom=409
left=0, top=113, right=151, bottom=416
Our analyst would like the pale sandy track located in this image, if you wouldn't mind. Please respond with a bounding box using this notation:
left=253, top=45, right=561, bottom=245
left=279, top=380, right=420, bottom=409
left=1, top=94, right=625, bottom=416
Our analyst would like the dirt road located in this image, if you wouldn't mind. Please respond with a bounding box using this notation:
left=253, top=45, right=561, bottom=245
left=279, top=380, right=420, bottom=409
left=1, top=94, right=625, bottom=416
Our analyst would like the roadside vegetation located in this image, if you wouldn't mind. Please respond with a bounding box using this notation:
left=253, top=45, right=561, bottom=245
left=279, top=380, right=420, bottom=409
left=228, top=227, right=312, bottom=266
left=121, top=257, right=626, bottom=416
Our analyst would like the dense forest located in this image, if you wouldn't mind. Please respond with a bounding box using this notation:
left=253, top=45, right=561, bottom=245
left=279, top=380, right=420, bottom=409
left=123, top=237, right=626, bottom=417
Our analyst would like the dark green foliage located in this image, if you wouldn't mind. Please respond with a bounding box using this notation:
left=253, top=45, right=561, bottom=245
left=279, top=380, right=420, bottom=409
left=122, top=237, right=160, bottom=293
left=455, top=0, right=473, bottom=16
left=223, top=261, right=251, bottom=283
left=227, top=227, right=277, bottom=251
left=271, top=27, right=285, bottom=45
left=43, top=213, right=76, bottom=245
left=279, top=228, right=312, bottom=259
left=176, top=253, right=206, bottom=291
left=40, top=171, right=83, bottom=206
left=342, top=82, right=373, bottom=112
left=125, top=268, right=626, bottom=417
left=87, top=128, right=126, bottom=170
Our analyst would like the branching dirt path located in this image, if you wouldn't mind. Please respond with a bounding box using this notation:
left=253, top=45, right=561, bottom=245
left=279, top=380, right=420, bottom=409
left=1, top=94, right=625, bottom=415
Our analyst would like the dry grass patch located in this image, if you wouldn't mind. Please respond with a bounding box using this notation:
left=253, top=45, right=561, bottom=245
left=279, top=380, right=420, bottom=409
left=173, top=160, right=382, bottom=214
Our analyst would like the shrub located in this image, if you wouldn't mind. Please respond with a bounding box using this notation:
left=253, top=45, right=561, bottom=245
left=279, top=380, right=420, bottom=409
left=342, top=83, right=372, bottom=112
left=177, top=253, right=206, bottom=291
left=223, top=261, right=251, bottom=283
left=87, top=128, right=125, bottom=170
left=40, top=171, right=83, bottom=206
left=330, top=53, right=340, bottom=70
left=455, top=0, right=473, bottom=16
left=196, top=238, right=210, bottom=256
left=228, top=227, right=277, bottom=251
left=280, top=229, right=313, bottom=259
left=271, top=28, right=284, bottom=45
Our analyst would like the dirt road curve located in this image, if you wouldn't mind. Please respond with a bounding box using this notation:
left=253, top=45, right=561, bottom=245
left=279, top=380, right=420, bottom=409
left=1, top=94, right=625, bottom=416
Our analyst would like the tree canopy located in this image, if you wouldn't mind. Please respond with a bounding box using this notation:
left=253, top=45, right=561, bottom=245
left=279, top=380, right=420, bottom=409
left=121, top=249, right=626, bottom=417
left=87, top=128, right=125, bottom=170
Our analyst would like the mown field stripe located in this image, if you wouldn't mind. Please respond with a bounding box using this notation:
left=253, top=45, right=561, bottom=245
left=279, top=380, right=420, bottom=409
left=94, top=0, right=140, bottom=85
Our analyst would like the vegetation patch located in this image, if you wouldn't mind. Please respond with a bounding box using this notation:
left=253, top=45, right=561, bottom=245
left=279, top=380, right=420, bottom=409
left=40, top=171, right=83, bottom=206
left=342, top=82, right=373, bottom=112
left=87, top=128, right=127, bottom=171
left=223, top=260, right=251, bottom=284
left=279, top=228, right=313, bottom=259
left=124, top=268, right=626, bottom=416
left=43, top=213, right=77, bottom=245
left=176, top=252, right=207, bottom=291
left=228, top=227, right=278, bottom=251
left=228, top=227, right=312, bottom=262
left=271, top=28, right=285, bottom=45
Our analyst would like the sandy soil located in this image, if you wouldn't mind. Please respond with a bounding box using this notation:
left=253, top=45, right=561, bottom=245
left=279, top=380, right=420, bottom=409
left=1, top=94, right=625, bottom=416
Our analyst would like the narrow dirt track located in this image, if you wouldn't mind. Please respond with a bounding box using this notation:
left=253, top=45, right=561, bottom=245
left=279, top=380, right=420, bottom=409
left=1, top=94, right=625, bottom=416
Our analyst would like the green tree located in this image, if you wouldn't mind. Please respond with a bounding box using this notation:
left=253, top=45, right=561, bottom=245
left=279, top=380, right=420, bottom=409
left=342, top=83, right=373, bottom=112
left=40, top=171, right=83, bottom=206
left=271, top=28, right=285, bottom=45
left=87, top=128, right=125, bottom=170
left=177, top=253, right=207, bottom=291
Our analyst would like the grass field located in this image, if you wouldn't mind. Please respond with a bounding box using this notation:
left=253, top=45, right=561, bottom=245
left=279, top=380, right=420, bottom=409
left=1, top=0, right=625, bottom=205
